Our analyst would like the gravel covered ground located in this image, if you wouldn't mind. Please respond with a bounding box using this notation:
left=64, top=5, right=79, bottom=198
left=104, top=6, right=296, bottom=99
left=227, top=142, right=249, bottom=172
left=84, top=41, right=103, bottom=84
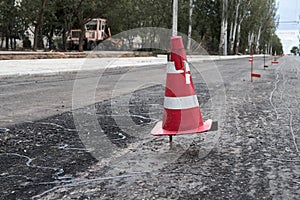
left=0, top=56, right=299, bottom=199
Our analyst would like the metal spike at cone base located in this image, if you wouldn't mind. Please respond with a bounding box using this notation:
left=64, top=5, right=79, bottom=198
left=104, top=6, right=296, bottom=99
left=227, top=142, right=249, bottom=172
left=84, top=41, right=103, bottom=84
left=151, top=36, right=212, bottom=136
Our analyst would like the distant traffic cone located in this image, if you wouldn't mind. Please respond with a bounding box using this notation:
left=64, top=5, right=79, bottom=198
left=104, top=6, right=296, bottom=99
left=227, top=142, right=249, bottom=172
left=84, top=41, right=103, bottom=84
left=249, top=54, right=261, bottom=82
left=272, top=52, right=279, bottom=65
left=151, top=36, right=212, bottom=136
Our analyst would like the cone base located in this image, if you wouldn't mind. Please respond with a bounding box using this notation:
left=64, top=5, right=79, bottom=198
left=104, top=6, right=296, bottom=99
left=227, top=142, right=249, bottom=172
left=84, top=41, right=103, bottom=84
left=151, top=119, right=213, bottom=136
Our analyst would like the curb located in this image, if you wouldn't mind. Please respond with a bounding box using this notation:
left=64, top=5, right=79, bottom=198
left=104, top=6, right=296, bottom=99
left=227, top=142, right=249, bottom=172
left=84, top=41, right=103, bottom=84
left=0, top=54, right=272, bottom=78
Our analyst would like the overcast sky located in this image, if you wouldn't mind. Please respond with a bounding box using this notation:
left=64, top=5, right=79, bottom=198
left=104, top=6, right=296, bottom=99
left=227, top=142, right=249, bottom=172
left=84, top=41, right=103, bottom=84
left=276, top=0, right=300, bottom=53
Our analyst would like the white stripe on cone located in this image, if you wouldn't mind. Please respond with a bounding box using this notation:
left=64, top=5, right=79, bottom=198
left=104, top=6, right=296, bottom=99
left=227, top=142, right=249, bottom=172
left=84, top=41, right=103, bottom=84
left=185, top=74, right=191, bottom=84
left=164, top=95, right=199, bottom=110
left=184, top=61, right=190, bottom=72
left=166, top=62, right=184, bottom=74
left=184, top=61, right=191, bottom=84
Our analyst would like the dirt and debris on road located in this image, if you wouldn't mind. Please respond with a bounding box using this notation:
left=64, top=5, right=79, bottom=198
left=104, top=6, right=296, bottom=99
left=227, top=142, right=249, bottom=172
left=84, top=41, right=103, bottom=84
left=0, top=57, right=299, bottom=199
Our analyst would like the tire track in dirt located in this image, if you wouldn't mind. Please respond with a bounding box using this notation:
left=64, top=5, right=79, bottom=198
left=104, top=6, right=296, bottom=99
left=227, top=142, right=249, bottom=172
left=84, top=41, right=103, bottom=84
left=270, top=58, right=299, bottom=155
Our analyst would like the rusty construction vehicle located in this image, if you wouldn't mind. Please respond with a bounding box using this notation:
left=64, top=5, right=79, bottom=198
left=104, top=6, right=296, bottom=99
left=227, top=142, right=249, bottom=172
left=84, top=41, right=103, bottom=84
left=67, top=18, right=128, bottom=50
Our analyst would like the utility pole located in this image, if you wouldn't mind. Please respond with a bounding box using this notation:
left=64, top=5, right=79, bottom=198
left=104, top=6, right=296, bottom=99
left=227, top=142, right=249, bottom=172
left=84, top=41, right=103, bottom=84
left=170, top=0, right=178, bottom=143
left=172, top=0, right=178, bottom=36
left=187, top=0, right=194, bottom=51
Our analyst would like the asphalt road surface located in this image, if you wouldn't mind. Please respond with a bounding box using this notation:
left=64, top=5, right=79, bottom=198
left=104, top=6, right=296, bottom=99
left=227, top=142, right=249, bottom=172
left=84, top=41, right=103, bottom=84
left=0, top=56, right=299, bottom=199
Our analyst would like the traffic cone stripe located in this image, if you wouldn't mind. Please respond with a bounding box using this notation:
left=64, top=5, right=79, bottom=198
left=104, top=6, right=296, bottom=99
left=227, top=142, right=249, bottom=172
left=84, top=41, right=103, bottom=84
left=184, top=62, right=191, bottom=84
left=184, top=61, right=190, bottom=71
left=166, top=62, right=184, bottom=74
left=164, top=95, right=199, bottom=110
left=185, top=74, right=191, bottom=84
left=167, top=61, right=191, bottom=85
left=165, top=62, right=195, bottom=97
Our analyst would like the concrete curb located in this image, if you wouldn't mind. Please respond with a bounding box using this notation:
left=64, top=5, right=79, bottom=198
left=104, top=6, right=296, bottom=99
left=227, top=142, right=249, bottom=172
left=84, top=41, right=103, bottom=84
left=0, top=54, right=271, bottom=78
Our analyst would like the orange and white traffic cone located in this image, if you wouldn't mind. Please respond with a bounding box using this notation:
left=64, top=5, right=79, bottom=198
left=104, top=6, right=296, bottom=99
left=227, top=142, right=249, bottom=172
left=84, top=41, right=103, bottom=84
left=272, top=52, right=279, bottom=65
left=272, top=59, right=279, bottom=65
left=151, top=36, right=212, bottom=136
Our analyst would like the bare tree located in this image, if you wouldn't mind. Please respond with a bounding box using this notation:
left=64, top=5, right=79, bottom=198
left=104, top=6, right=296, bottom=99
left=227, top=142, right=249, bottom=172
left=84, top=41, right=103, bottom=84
left=219, top=0, right=228, bottom=55
left=187, top=0, right=194, bottom=51
left=229, top=0, right=241, bottom=54
left=33, top=0, right=47, bottom=51
left=235, top=0, right=251, bottom=54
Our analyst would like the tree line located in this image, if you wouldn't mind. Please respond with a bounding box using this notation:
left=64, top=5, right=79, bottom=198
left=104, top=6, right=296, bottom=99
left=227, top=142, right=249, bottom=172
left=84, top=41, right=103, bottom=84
left=0, top=0, right=282, bottom=54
